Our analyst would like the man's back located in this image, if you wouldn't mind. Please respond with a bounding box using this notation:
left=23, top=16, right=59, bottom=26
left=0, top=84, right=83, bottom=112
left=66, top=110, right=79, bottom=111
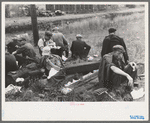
left=101, top=34, right=128, bottom=64
left=70, top=40, right=91, bottom=59
left=52, top=32, right=67, bottom=48
left=108, top=35, right=123, bottom=49
left=101, top=35, right=123, bottom=55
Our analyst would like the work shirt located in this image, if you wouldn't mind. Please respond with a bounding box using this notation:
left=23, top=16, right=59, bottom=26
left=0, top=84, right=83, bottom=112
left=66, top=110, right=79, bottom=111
left=38, top=38, right=55, bottom=49
left=16, top=43, right=36, bottom=58
left=51, top=31, right=68, bottom=50
left=38, top=38, right=56, bottom=56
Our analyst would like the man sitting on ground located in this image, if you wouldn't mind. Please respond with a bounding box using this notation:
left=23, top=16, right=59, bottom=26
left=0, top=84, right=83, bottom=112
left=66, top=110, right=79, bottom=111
left=38, top=31, right=56, bottom=56
left=12, top=37, right=38, bottom=66
left=5, top=46, right=18, bottom=87
left=39, top=46, right=64, bottom=79
left=70, top=34, right=91, bottom=60
left=36, top=46, right=68, bottom=91
left=98, top=45, right=137, bottom=101
left=52, top=27, right=69, bottom=57
left=38, top=31, right=65, bottom=57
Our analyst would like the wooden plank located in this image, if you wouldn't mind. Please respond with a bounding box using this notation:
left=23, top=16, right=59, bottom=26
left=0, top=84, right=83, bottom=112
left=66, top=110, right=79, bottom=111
left=63, top=61, right=100, bottom=75
left=73, top=76, right=99, bottom=94
left=68, top=71, right=98, bottom=89
left=93, top=88, right=108, bottom=95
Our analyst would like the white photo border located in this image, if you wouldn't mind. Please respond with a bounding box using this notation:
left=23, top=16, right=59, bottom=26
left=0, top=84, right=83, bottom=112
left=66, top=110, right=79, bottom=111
left=2, top=1, right=149, bottom=121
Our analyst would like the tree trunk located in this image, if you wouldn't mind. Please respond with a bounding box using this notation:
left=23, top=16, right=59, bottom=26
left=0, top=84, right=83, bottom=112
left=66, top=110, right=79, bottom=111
left=30, top=4, right=39, bottom=46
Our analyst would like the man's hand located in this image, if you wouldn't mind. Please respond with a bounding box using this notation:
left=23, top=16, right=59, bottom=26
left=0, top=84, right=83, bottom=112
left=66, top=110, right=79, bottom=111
left=40, top=68, right=45, bottom=73
left=129, top=62, right=137, bottom=71
left=12, top=51, right=17, bottom=55
left=15, top=45, right=19, bottom=48
left=126, top=74, right=133, bottom=88
left=46, top=58, right=50, bottom=62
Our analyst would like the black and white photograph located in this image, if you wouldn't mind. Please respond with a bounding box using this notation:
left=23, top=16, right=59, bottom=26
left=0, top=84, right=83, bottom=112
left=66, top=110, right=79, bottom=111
left=2, top=1, right=149, bottom=121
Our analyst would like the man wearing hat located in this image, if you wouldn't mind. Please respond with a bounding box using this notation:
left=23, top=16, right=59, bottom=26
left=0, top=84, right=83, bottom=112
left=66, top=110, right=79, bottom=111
left=98, top=45, right=137, bottom=100
left=38, top=46, right=67, bottom=90
left=51, top=27, right=69, bottom=57
left=38, top=31, right=56, bottom=56
left=70, top=34, right=91, bottom=60
left=12, top=37, right=37, bottom=66
left=101, top=28, right=129, bottom=65
left=39, top=46, right=64, bottom=79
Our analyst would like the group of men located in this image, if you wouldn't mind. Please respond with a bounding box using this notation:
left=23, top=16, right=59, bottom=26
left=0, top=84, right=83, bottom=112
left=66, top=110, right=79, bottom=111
left=99, top=28, right=137, bottom=98
left=5, top=27, right=137, bottom=98
left=38, top=27, right=91, bottom=60
left=5, top=27, right=91, bottom=87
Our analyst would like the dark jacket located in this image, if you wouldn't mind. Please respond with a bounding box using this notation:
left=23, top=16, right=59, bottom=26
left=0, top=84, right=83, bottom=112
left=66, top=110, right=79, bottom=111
left=98, top=52, right=137, bottom=90
left=98, top=52, right=126, bottom=89
left=101, top=34, right=129, bottom=64
left=5, top=52, right=18, bottom=74
left=7, top=41, right=18, bottom=54
left=70, top=40, right=91, bottom=59
left=16, top=43, right=36, bottom=58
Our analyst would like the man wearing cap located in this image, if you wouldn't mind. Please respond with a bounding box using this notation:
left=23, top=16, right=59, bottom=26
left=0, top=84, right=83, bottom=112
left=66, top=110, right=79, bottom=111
left=12, top=37, right=37, bottom=66
left=38, top=46, right=69, bottom=90
left=38, top=31, right=56, bottom=56
left=101, top=28, right=129, bottom=65
left=70, top=34, right=91, bottom=60
left=39, top=46, right=64, bottom=79
left=51, top=27, right=69, bottom=57
left=98, top=45, right=137, bottom=100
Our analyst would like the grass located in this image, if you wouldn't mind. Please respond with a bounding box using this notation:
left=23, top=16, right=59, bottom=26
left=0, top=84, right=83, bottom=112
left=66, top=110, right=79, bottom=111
left=5, top=11, right=145, bottom=65
left=59, top=12, right=145, bottom=63
left=5, top=7, right=144, bottom=33
left=5, top=11, right=145, bottom=101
